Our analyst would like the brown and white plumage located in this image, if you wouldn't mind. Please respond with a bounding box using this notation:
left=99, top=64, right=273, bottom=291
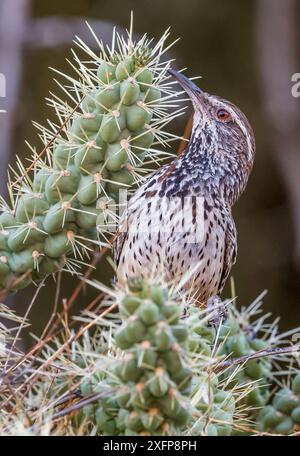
left=114, top=70, right=255, bottom=303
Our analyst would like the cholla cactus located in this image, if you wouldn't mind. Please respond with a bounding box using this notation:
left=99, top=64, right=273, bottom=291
left=258, top=373, right=300, bottom=434
left=1, top=275, right=299, bottom=436
left=81, top=279, right=193, bottom=436
left=78, top=281, right=257, bottom=436
left=185, top=307, right=237, bottom=436
left=215, top=293, right=291, bottom=409
left=0, top=23, right=184, bottom=294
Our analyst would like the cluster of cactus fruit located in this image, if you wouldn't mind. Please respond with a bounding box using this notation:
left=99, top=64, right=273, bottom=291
left=80, top=280, right=193, bottom=435
left=78, top=282, right=260, bottom=436
left=0, top=26, right=182, bottom=293
left=186, top=308, right=236, bottom=436
left=0, top=276, right=299, bottom=436
left=258, top=373, right=300, bottom=434
left=217, top=307, right=273, bottom=408
left=77, top=286, right=295, bottom=436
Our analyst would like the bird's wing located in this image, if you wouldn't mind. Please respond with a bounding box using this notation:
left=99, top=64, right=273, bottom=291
left=218, top=216, right=237, bottom=293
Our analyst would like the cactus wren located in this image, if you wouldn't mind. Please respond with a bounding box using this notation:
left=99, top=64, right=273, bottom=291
left=114, top=69, right=255, bottom=305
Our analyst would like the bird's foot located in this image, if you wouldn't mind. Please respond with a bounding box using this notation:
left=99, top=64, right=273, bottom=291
left=206, top=295, right=228, bottom=328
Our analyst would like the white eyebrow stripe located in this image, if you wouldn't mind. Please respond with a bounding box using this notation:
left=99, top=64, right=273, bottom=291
left=216, top=100, right=254, bottom=160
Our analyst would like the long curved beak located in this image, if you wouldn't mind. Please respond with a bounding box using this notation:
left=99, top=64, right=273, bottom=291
left=168, top=68, right=204, bottom=107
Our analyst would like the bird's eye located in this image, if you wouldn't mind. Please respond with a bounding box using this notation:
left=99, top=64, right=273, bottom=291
left=217, top=109, right=231, bottom=121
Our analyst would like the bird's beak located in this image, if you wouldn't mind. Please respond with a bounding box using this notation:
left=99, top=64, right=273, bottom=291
left=168, top=68, right=205, bottom=110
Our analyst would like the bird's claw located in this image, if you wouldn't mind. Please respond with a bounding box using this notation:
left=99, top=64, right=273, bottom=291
left=206, top=295, right=228, bottom=328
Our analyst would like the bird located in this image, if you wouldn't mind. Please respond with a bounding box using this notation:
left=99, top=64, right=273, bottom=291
left=114, top=69, right=255, bottom=308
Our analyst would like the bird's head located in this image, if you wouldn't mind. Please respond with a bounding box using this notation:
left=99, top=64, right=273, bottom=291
left=169, top=69, right=255, bottom=205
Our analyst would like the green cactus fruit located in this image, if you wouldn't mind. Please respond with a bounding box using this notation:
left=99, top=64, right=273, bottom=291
left=115, top=58, right=135, bottom=81
left=44, top=228, right=75, bottom=258
left=106, top=168, right=134, bottom=193
left=105, top=142, right=128, bottom=172
left=74, top=138, right=106, bottom=173
left=125, top=316, right=147, bottom=344
left=7, top=218, right=46, bottom=252
left=32, top=169, right=49, bottom=193
left=244, top=360, right=264, bottom=381
left=162, top=347, right=184, bottom=374
left=148, top=368, right=170, bottom=397
left=131, top=382, right=151, bottom=408
left=96, top=81, right=120, bottom=109
left=137, top=301, right=160, bottom=325
left=43, top=200, right=77, bottom=234
left=70, top=112, right=103, bottom=139
left=120, top=80, right=140, bottom=105
left=151, top=321, right=175, bottom=351
left=52, top=143, right=74, bottom=169
left=77, top=174, right=103, bottom=205
left=140, top=408, right=164, bottom=432
left=258, top=405, right=282, bottom=429
left=100, top=109, right=126, bottom=143
left=0, top=212, right=15, bottom=228
left=37, top=255, right=65, bottom=276
left=137, top=341, right=158, bottom=368
left=76, top=204, right=100, bottom=230
left=136, top=68, right=154, bottom=91
left=114, top=326, right=133, bottom=350
left=15, top=194, right=49, bottom=223
left=150, top=286, right=168, bottom=306
left=97, top=62, right=116, bottom=84
left=127, top=410, right=143, bottom=432
left=291, top=406, right=300, bottom=423
left=126, top=103, right=152, bottom=131
left=45, top=167, right=79, bottom=204
left=274, top=416, right=294, bottom=435
left=274, top=388, right=298, bottom=414
left=8, top=244, right=44, bottom=273
left=120, top=353, right=141, bottom=382
left=121, top=295, right=143, bottom=316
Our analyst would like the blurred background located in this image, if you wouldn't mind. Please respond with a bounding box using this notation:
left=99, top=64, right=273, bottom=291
left=0, top=0, right=299, bottom=340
